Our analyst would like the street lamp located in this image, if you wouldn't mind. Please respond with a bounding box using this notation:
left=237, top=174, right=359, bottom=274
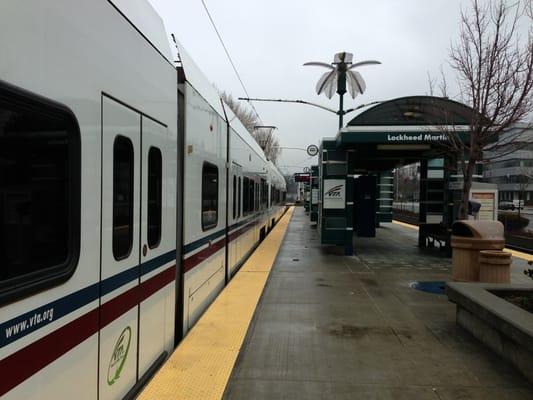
left=304, top=52, right=381, bottom=128
left=239, top=52, right=381, bottom=130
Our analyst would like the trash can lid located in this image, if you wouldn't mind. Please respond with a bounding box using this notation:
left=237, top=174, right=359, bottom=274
left=479, top=250, right=511, bottom=258
left=451, top=220, right=504, bottom=239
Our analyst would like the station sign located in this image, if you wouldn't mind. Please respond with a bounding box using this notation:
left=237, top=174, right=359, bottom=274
left=471, top=192, right=497, bottom=221
left=306, top=144, right=319, bottom=156
left=448, top=181, right=463, bottom=190
left=385, top=133, right=448, bottom=142
left=311, top=189, right=319, bottom=205
left=323, top=179, right=345, bottom=209
left=339, top=130, right=469, bottom=144
left=294, top=173, right=310, bottom=182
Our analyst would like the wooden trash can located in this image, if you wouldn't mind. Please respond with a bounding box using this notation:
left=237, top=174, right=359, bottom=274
left=451, top=220, right=505, bottom=282
left=479, top=250, right=512, bottom=283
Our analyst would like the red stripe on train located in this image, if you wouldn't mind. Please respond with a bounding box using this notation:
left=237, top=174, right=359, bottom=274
left=183, top=221, right=255, bottom=272
left=100, top=265, right=176, bottom=328
left=0, top=308, right=99, bottom=396
left=0, top=264, right=175, bottom=396
left=183, top=238, right=225, bottom=272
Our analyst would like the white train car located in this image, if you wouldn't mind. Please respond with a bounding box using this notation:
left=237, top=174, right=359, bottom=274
left=176, top=41, right=286, bottom=334
left=0, top=1, right=286, bottom=399
left=0, top=1, right=178, bottom=399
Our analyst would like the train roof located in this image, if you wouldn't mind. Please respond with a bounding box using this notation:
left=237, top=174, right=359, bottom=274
left=223, top=105, right=268, bottom=162
left=110, top=0, right=173, bottom=63
left=268, top=161, right=286, bottom=187
left=175, top=38, right=226, bottom=119
left=175, top=37, right=285, bottom=187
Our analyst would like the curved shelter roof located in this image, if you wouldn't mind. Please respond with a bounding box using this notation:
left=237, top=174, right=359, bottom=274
left=333, top=96, right=476, bottom=172
left=347, top=96, right=475, bottom=126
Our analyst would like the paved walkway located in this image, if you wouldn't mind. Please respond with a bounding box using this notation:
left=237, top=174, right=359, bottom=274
left=224, top=207, right=533, bottom=399
left=139, top=208, right=295, bottom=400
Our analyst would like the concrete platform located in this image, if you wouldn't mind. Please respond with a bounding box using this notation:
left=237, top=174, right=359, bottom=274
left=223, top=207, right=533, bottom=399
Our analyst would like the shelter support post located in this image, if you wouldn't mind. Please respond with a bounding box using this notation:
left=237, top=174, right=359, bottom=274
left=344, top=150, right=356, bottom=255
left=418, top=159, right=428, bottom=247
left=443, top=154, right=459, bottom=255
left=444, top=155, right=457, bottom=232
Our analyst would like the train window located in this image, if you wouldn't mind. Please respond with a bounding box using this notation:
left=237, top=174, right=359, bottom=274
left=249, top=181, right=255, bottom=212
left=238, top=177, right=241, bottom=217
left=0, top=82, right=80, bottom=303
left=232, top=175, right=237, bottom=219
left=260, top=179, right=267, bottom=209
left=147, top=147, right=162, bottom=248
left=252, top=182, right=255, bottom=211
left=202, top=162, right=218, bottom=230
left=113, top=136, right=134, bottom=260
left=243, top=177, right=249, bottom=213
left=255, top=182, right=259, bottom=211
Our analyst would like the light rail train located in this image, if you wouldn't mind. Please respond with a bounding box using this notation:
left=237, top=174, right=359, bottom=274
left=0, top=1, right=286, bottom=399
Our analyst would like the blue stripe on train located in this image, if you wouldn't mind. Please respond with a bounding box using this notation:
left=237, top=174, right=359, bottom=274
left=181, top=214, right=262, bottom=255
left=0, top=249, right=176, bottom=348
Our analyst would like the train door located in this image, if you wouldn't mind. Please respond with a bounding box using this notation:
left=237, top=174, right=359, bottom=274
left=230, top=164, right=242, bottom=276
left=99, top=96, right=141, bottom=400
left=99, top=98, right=174, bottom=399
left=137, top=117, right=172, bottom=379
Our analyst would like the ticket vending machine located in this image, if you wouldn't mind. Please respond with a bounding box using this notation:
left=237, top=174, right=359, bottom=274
left=355, top=176, right=377, bottom=237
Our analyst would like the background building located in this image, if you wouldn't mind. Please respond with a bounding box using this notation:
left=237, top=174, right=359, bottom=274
left=484, top=123, right=533, bottom=205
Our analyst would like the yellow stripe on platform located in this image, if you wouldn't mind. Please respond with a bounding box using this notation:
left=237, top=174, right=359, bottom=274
left=138, top=207, right=295, bottom=400
left=392, top=220, right=419, bottom=230
left=393, top=219, right=533, bottom=262
left=503, top=247, right=533, bottom=262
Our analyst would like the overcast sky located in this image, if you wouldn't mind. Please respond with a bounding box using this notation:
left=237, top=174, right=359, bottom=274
left=148, top=0, right=473, bottom=174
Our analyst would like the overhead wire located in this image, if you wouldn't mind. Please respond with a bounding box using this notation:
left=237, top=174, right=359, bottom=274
left=200, top=0, right=263, bottom=123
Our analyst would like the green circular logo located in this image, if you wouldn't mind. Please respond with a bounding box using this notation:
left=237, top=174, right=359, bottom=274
left=107, top=326, right=132, bottom=386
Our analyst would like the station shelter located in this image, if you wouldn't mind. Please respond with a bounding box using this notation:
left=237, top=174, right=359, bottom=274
left=317, top=96, right=485, bottom=255
left=310, top=165, right=319, bottom=223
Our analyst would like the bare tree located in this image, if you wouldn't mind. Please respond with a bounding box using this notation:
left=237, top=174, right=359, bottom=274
left=252, top=127, right=281, bottom=164
left=441, top=0, right=533, bottom=218
left=427, top=71, right=436, bottom=96
left=438, top=65, right=449, bottom=99
left=427, top=67, right=449, bottom=98
left=220, top=91, right=282, bottom=163
left=220, top=91, right=258, bottom=132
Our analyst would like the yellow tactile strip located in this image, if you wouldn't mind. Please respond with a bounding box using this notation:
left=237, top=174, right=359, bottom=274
left=393, top=219, right=533, bottom=262
left=139, top=207, right=295, bottom=400
left=392, top=219, right=419, bottom=231
left=503, top=247, right=533, bottom=262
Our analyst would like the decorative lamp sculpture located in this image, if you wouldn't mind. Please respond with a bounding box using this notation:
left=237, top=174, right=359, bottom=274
left=304, top=52, right=381, bottom=127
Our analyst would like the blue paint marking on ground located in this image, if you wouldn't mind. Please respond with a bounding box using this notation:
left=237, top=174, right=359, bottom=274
left=409, top=281, right=447, bottom=295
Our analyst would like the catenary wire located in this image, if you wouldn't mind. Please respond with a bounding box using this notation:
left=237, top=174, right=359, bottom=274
left=200, top=0, right=263, bottom=123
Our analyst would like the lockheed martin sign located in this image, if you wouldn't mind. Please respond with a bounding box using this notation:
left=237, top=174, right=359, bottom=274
left=339, top=130, right=468, bottom=144
left=386, top=133, right=447, bottom=142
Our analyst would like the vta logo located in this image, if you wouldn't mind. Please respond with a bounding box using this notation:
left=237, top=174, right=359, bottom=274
left=325, top=185, right=343, bottom=197
left=107, top=326, right=132, bottom=386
